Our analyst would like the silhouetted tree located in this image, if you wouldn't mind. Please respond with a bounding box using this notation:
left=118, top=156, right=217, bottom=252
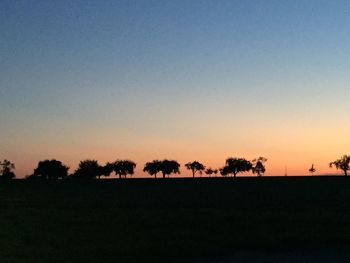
left=33, top=159, right=69, bottom=179
left=205, top=168, right=214, bottom=177
left=98, top=162, right=114, bottom=179
left=0, top=159, right=16, bottom=179
left=329, top=155, right=350, bottom=176
left=220, top=166, right=230, bottom=177
left=160, top=160, right=180, bottom=178
left=112, top=160, right=136, bottom=179
left=185, top=161, right=205, bottom=178
left=309, top=164, right=316, bottom=176
left=74, top=159, right=100, bottom=179
left=143, top=160, right=162, bottom=178
left=252, top=157, right=267, bottom=177
left=221, top=157, right=252, bottom=178
left=205, top=168, right=219, bottom=177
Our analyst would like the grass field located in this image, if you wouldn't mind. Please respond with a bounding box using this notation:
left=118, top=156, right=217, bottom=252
left=1, top=176, right=350, bottom=262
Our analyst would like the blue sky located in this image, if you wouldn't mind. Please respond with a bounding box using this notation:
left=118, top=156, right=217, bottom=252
left=1, top=0, right=350, bottom=176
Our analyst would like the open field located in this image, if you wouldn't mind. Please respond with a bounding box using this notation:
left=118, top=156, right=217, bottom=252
left=1, top=177, right=350, bottom=262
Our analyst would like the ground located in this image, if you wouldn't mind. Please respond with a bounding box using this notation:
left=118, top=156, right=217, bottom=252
left=0, top=177, right=350, bottom=262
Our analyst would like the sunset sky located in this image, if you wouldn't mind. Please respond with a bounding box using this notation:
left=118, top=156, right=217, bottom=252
left=1, top=0, right=350, bottom=177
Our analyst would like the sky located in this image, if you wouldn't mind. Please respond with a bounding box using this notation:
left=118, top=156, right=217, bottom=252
left=1, top=0, right=350, bottom=177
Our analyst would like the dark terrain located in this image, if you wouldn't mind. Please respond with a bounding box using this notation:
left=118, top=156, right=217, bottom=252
left=1, top=176, right=350, bottom=262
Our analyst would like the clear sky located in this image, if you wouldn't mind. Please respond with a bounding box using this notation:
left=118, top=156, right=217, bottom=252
left=1, top=0, right=350, bottom=177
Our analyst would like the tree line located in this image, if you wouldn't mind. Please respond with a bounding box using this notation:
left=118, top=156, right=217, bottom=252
left=1, top=154, right=350, bottom=179
left=0, top=157, right=266, bottom=180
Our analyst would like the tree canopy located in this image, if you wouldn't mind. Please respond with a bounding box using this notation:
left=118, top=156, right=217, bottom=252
left=329, top=155, right=350, bottom=176
left=143, top=160, right=162, bottom=178
left=221, top=157, right=252, bottom=178
left=252, top=157, right=267, bottom=177
left=98, top=162, right=114, bottom=179
left=0, top=159, right=16, bottom=179
left=185, top=161, right=205, bottom=178
left=74, top=159, right=101, bottom=179
left=33, top=159, right=69, bottom=179
left=160, top=160, right=180, bottom=178
left=205, top=168, right=214, bottom=177
left=112, top=160, right=136, bottom=179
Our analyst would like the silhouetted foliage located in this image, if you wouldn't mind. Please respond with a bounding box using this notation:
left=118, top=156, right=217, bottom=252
left=309, top=164, right=316, bottom=175
left=112, top=160, right=136, bottom=179
left=185, top=161, right=205, bottom=178
left=221, top=157, right=252, bottom=178
left=0, top=159, right=16, bottom=179
left=205, top=168, right=214, bottom=177
left=329, top=155, right=350, bottom=176
left=32, top=159, right=69, bottom=179
left=74, top=159, right=100, bottom=179
left=219, top=166, right=229, bottom=177
left=205, top=168, right=218, bottom=177
left=160, top=160, right=180, bottom=178
left=98, top=162, right=114, bottom=179
left=143, top=160, right=162, bottom=178
left=252, top=157, right=267, bottom=177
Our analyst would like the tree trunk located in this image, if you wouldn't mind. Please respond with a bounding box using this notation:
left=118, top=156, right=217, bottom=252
left=192, top=170, right=195, bottom=178
left=345, top=170, right=348, bottom=176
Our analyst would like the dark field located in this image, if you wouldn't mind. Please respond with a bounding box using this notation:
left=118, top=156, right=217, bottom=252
left=1, top=177, right=350, bottom=262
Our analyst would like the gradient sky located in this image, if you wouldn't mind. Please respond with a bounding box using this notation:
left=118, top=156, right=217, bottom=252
left=1, top=0, right=350, bottom=177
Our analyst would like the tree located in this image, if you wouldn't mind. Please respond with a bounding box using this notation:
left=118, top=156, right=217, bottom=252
left=221, top=157, right=252, bottom=178
left=185, top=161, right=205, bottom=178
left=33, top=159, right=69, bottom=179
left=309, top=164, right=316, bottom=176
left=112, top=160, right=136, bottom=179
left=143, top=160, right=162, bottom=178
left=0, top=159, right=16, bottom=179
left=220, top=166, right=230, bottom=177
left=98, top=162, right=114, bottom=179
left=329, top=155, right=350, bottom=176
left=205, top=168, right=214, bottom=177
left=159, top=160, right=180, bottom=178
left=252, top=157, right=267, bottom=177
left=205, top=168, right=218, bottom=177
left=74, top=159, right=100, bottom=179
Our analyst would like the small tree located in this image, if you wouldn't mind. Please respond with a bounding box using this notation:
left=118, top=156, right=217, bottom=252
left=98, top=162, right=114, bottom=179
left=205, top=168, right=214, bottom=177
left=221, top=157, right=252, bottom=178
left=329, top=155, right=350, bottom=176
left=185, top=161, right=205, bottom=178
left=143, top=160, right=162, bottom=178
left=112, top=160, right=136, bottom=179
left=33, top=159, right=69, bottom=179
left=309, top=164, right=316, bottom=176
left=252, top=157, right=267, bottom=177
left=0, top=159, right=16, bottom=179
left=74, top=159, right=100, bottom=179
left=160, top=160, right=180, bottom=178
left=220, top=166, right=230, bottom=177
